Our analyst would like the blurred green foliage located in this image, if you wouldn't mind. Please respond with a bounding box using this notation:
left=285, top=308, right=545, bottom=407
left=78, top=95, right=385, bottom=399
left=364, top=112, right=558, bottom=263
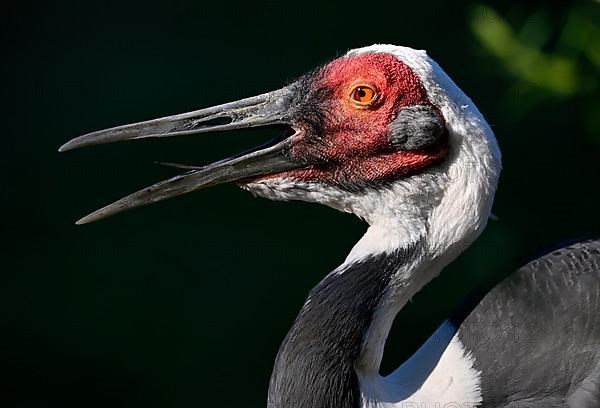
left=470, top=3, right=600, bottom=137
left=2, top=1, right=599, bottom=407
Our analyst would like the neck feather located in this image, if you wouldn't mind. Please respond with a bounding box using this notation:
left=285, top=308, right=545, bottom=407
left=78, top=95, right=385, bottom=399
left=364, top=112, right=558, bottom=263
left=267, top=247, right=418, bottom=408
left=267, top=137, right=499, bottom=406
left=267, top=143, right=499, bottom=407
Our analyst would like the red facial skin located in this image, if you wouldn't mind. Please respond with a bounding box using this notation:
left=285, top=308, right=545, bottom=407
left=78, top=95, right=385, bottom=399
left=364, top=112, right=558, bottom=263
left=258, top=53, right=448, bottom=188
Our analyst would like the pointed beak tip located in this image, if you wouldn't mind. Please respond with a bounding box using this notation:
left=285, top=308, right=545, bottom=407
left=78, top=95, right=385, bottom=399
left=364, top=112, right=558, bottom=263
left=75, top=210, right=106, bottom=225
left=75, top=212, right=100, bottom=225
left=59, top=140, right=76, bottom=153
left=60, top=133, right=98, bottom=152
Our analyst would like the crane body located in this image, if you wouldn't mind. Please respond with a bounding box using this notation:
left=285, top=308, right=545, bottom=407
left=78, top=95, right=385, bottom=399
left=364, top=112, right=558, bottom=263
left=60, top=45, right=600, bottom=407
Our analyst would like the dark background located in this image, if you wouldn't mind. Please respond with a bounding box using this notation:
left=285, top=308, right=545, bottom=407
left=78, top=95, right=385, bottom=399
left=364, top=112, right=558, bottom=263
left=3, top=1, right=599, bottom=406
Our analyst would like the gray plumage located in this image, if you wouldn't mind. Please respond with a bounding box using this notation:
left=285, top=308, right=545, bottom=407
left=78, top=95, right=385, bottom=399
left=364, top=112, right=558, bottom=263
left=267, top=248, right=416, bottom=408
left=388, top=105, right=445, bottom=150
left=453, top=239, right=600, bottom=407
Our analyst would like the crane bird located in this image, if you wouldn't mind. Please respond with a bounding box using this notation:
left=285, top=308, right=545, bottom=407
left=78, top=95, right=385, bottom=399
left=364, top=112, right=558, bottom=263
left=60, top=44, right=600, bottom=407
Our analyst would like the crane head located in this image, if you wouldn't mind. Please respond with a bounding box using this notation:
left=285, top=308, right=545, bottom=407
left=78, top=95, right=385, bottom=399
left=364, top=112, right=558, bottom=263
left=60, top=45, right=497, bottom=225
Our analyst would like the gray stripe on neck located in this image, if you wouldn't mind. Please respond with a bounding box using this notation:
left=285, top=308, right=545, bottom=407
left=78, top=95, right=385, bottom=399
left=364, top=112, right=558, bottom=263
left=267, top=247, right=417, bottom=408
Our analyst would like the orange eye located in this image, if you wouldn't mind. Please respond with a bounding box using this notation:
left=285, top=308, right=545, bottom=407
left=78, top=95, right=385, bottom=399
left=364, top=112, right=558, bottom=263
left=350, top=85, right=377, bottom=105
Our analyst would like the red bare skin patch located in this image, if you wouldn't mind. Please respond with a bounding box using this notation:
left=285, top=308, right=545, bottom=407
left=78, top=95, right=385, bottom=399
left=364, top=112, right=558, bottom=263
left=277, top=148, right=448, bottom=188
left=249, top=53, right=447, bottom=189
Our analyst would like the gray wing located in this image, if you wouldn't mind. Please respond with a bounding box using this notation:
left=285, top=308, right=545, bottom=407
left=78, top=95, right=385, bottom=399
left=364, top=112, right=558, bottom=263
left=452, top=239, right=600, bottom=408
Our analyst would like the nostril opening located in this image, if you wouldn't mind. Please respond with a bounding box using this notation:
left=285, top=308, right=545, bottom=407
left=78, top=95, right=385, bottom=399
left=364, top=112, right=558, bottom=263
left=178, top=116, right=234, bottom=131
left=192, top=116, right=234, bottom=128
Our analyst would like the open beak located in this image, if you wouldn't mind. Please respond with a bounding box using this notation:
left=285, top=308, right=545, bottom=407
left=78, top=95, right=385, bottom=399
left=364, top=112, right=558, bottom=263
left=59, top=86, right=304, bottom=224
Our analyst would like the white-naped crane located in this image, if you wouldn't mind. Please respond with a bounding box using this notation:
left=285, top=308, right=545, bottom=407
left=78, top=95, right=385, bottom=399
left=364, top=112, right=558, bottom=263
left=60, top=45, right=600, bottom=408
